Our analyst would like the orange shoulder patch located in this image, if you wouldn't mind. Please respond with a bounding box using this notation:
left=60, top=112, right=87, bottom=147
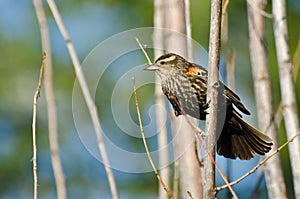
left=187, top=67, right=201, bottom=75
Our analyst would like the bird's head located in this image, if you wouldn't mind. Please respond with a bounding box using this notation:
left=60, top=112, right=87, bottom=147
left=145, top=53, right=207, bottom=80
left=145, top=53, right=189, bottom=75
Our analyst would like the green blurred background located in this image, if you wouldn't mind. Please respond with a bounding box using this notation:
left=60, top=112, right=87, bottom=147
left=0, top=0, right=299, bottom=198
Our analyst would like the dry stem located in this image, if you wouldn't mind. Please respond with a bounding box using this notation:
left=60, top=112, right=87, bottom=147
left=132, top=76, right=173, bottom=199
left=32, top=52, right=46, bottom=199
left=135, top=37, right=152, bottom=65
left=204, top=0, right=226, bottom=198
left=273, top=0, right=300, bottom=196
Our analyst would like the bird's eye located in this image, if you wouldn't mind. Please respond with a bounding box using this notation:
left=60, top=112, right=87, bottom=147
left=160, top=61, right=166, bottom=65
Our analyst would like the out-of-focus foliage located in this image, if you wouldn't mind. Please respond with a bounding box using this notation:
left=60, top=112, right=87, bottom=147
left=0, top=0, right=299, bottom=198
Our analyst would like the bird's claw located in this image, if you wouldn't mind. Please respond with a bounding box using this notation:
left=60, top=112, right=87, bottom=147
left=203, top=100, right=211, bottom=110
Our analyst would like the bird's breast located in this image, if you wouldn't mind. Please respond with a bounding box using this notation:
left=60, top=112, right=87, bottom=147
left=162, top=74, right=208, bottom=119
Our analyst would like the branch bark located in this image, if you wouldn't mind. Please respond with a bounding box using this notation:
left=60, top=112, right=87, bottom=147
left=247, top=1, right=287, bottom=198
left=272, top=0, right=300, bottom=198
left=203, top=0, right=222, bottom=198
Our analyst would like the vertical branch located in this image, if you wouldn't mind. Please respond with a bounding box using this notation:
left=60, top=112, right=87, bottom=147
left=164, top=0, right=203, bottom=198
left=46, top=1, right=119, bottom=198
left=273, top=0, right=300, bottom=198
left=247, top=1, right=287, bottom=198
left=204, top=0, right=222, bottom=198
left=153, top=1, right=170, bottom=199
left=32, top=53, right=46, bottom=199
left=32, top=1, right=67, bottom=199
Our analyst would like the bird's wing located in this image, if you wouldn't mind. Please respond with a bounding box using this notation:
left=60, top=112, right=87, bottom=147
left=223, top=85, right=250, bottom=115
left=190, top=63, right=250, bottom=115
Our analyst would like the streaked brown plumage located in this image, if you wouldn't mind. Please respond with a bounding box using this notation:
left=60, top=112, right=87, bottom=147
left=145, top=53, right=272, bottom=160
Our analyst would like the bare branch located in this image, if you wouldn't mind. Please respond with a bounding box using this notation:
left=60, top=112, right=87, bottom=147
left=46, top=1, right=119, bottom=198
left=32, top=52, right=46, bottom=199
left=204, top=0, right=223, bottom=198
left=132, top=76, right=173, bottom=199
left=217, top=131, right=300, bottom=191
left=247, top=0, right=287, bottom=197
left=32, top=1, right=67, bottom=198
left=273, top=0, right=300, bottom=197
left=135, top=37, right=152, bottom=65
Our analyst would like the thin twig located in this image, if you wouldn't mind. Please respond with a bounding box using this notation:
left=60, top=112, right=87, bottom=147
left=32, top=1, right=67, bottom=198
left=132, top=76, right=174, bottom=199
left=217, top=131, right=300, bottom=191
left=46, top=1, right=119, bottom=198
left=135, top=37, right=152, bottom=65
left=32, top=52, right=46, bottom=199
left=136, top=34, right=171, bottom=198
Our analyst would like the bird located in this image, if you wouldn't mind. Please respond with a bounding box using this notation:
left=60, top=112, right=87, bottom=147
left=145, top=53, right=272, bottom=160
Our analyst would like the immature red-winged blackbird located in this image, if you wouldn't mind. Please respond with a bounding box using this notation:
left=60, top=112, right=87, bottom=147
left=145, top=53, right=272, bottom=160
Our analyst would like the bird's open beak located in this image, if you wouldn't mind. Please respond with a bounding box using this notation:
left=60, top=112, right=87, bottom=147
left=144, top=64, right=160, bottom=71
